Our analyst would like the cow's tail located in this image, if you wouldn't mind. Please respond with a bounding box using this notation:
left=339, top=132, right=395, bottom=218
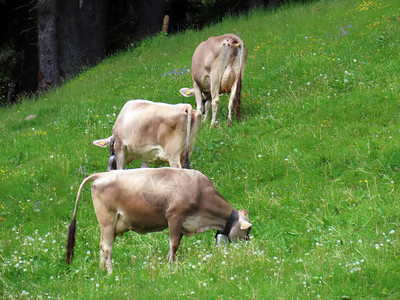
left=66, top=173, right=103, bottom=265
left=233, top=43, right=247, bottom=120
left=107, top=138, right=117, bottom=171
left=184, top=106, right=192, bottom=169
left=233, top=76, right=242, bottom=120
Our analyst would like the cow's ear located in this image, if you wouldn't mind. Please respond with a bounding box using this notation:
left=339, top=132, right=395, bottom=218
left=93, top=139, right=109, bottom=148
left=180, top=88, right=195, bottom=97
left=240, top=220, right=252, bottom=230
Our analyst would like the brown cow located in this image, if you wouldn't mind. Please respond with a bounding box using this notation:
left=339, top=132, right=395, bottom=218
left=65, top=167, right=252, bottom=274
left=180, top=34, right=248, bottom=128
left=93, top=100, right=201, bottom=170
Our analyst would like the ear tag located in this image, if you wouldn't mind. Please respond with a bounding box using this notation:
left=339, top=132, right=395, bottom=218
left=240, top=221, right=252, bottom=230
left=100, top=141, right=105, bottom=146
left=186, top=91, right=191, bottom=95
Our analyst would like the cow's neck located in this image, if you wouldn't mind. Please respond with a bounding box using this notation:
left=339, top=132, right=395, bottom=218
left=203, top=193, right=236, bottom=233
left=218, top=209, right=238, bottom=237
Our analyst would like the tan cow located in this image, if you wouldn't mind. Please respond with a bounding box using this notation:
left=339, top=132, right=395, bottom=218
left=93, top=100, right=201, bottom=170
left=180, top=34, right=248, bottom=128
left=65, top=167, right=252, bottom=274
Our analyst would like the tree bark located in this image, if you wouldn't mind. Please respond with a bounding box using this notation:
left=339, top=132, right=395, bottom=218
left=37, top=0, right=59, bottom=91
left=134, top=0, right=167, bottom=40
left=80, top=0, right=109, bottom=67
left=57, top=0, right=82, bottom=78
left=266, top=0, right=282, bottom=7
left=248, top=0, right=264, bottom=9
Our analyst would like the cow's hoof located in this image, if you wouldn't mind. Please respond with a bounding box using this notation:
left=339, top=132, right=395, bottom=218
left=227, top=119, right=232, bottom=127
left=210, top=120, right=219, bottom=128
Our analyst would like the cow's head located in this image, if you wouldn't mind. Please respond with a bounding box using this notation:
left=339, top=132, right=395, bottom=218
left=228, top=209, right=252, bottom=241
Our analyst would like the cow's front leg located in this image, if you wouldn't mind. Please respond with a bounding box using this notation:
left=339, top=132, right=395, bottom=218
left=193, top=83, right=204, bottom=117
left=113, top=141, right=126, bottom=170
left=168, top=159, right=181, bottom=169
left=167, top=233, right=183, bottom=262
left=140, top=161, right=149, bottom=168
left=204, top=99, right=211, bottom=121
left=210, top=97, right=220, bottom=128
left=107, top=155, right=117, bottom=171
left=167, top=216, right=184, bottom=262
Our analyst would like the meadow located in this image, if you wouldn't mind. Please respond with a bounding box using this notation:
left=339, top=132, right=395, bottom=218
left=1, top=0, right=400, bottom=298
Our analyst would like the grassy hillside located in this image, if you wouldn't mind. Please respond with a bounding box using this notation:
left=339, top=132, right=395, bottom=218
left=1, top=0, right=400, bottom=298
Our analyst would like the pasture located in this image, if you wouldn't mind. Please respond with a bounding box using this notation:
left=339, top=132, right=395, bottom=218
left=1, top=0, right=400, bottom=298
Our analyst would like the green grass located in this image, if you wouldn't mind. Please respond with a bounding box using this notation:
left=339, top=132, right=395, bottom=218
left=1, top=0, right=400, bottom=298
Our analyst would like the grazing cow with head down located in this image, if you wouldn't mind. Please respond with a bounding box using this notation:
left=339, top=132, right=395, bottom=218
left=93, top=100, right=201, bottom=170
left=65, top=167, right=252, bottom=274
left=180, top=34, right=248, bottom=128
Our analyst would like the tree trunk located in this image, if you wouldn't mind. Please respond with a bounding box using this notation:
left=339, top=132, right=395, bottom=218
left=134, top=0, right=167, bottom=40
left=80, top=0, right=109, bottom=67
left=37, top=0, right=59, bottom=91
left=248, top=0, right=264, bottom=9
left=106, top=0, right=136, bottom=52
left=266, top=0, right=282, bottom=7
left=57, top=0, right=81, bottom=78
left=166, top=0, right=188, bottom=33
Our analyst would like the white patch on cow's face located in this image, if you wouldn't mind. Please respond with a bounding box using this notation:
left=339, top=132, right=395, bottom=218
left=228, top=210, right=252, bottom=241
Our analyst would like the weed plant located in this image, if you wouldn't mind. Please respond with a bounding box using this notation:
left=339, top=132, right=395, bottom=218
left=1, top=0, right=400, bottom=298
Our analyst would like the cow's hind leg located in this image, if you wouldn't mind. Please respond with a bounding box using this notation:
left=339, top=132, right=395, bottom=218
left=94, top=199, right=117, bottom=275
left=99, top=225, right=115, bottom=275
left=227, top=80, right=239, bottom=126
left=210, top=70, right=224, bottom=128
left=227, top=73, right=242, bottom=126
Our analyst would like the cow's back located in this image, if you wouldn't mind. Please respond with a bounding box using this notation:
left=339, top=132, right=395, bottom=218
left=91, top=169, right=174, bottom=233
left=191, top=34, right=246, bottom=93
left=90, top=168, right=212, bottom=233
left=112, top=100, right=194, bottom=164
left=114, top=100, right=184, bottom=132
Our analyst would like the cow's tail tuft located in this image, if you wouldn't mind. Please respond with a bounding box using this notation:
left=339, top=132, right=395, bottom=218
left=184, top=107, right=192, bottom=169
left=107, top=138, right=117, bottom=171
left=233, top=76, right=242, bottom=120
left=65, top=173, right=102, bottom=265
left=66, top=216, right=76, bottom=264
